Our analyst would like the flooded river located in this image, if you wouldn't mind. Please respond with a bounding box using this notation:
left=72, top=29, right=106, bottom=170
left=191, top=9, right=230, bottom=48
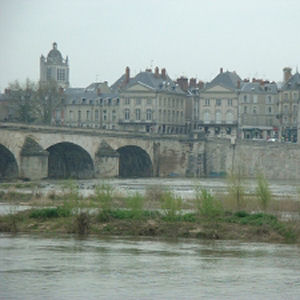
left=32, top=177, right=300, bottom=200
left=1, top=234, right=300, bottom=299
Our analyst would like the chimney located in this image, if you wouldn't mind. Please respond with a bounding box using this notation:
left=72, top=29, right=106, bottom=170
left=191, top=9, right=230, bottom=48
left=283, top=67, right=292, bottom=82
left=176, top=76, right=188, bottom=91
left=161, top=68, right=166, bottom=79
left=237, top=80, right=240, bottom=89
left=197, top=81, right=204, bottom=89
left=220, top=67, right=223, bottom=74
left=145, top=68, right=152, bottom=72
left=58, top=87, right=64, bottom=94
left=189, top=78, right=197, bottom=89
left=154, top=66, right=159, bottom=77
left=125, top=66, right=130, bottom=84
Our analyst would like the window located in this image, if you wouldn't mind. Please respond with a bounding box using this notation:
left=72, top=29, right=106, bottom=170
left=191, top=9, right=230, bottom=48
left=293, top=105, right=297, bottom=113
left=253, top=95, right=258, bottom=104
left=204, top=111, right=211, bottom=124
left=47, top=68, right=52, bottom=80
left=227, top=99, right=232, bottom=106
left=95, top=110, right=99, bottom=121
left=125, top=98, right=130, bottom=105
left=124, top=109, right=130, bottom=120
left=135, top=98, right=141, bottom=105
left=86, top=110, right=90, bottom=121
left=266, top=95, right=272, bottom=104
left=284, top=105, right=289, bottom=113
left=112, top=110, right=116, bottom=122
left=216, top=111, right=222, bottom=123
left=268, top=106, right=272, bottom=114
left=244, top=106, right=247, bottom=113
left=216, top=99, right=221, bottom=106
left=204, top=99, right=210, bottom=106
left=284, top=93, right=288, bottom=101
left=146, top=109, right=152, bottom=121
left=78, top=110, right=81, bottom=121
left=243, top=95, right=248, bottom=103
left=103, top=110, right=107, bottom=121
left=226, top=111, right=234, bottom=124
left=57, top=69, right=65, bottom=81
left=253, top=106, right=257, bottom=114
left=135, top=108, right=141, bottom=120
left=147, top=98, right=152, bottom=105
left=69, top=110, right=73, bottom=121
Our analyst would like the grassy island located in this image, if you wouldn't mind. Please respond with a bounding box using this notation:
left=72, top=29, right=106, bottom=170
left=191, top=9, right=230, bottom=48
left=0, top=180, right=299, bottom=243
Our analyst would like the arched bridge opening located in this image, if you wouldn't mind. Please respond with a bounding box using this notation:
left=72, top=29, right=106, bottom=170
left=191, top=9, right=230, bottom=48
left=47, top=142, right=94, bottom=179
left=117, top=145, right=153, bottom=177
left=0, top=144, right=18, bottom=179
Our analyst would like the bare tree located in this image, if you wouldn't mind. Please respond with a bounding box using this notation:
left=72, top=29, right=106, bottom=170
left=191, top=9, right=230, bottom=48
left=36, top=80, right=63, bottom=125
left=8, top=79, right=38, bottom=123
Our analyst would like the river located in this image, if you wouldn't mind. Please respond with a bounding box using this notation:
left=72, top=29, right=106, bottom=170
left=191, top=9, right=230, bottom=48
left=0, top=233, right=299, bottom=299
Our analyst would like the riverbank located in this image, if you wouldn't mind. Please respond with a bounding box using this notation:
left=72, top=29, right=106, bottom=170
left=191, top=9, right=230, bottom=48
left=0, top=206, right=299, bottom=244
left=0, top=180, right=300, bottom=243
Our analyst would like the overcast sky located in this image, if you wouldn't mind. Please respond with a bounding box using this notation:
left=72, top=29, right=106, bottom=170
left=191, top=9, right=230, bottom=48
left=1, top=0, right=300, bottom=91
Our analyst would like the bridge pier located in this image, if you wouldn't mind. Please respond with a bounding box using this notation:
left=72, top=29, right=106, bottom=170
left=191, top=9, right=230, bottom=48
left=94, top=141, right=119, bottom=178
left=20, top=137, right=49, bottom=180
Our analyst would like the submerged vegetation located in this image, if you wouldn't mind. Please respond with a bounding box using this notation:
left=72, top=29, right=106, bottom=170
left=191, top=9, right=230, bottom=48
left=0, top=179, right=299, bottom=243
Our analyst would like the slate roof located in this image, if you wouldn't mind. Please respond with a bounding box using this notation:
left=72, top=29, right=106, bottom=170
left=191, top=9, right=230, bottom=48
left=205, top=71, right=241, bottom=90
left=240, top=82, right=278, bottom=94
left=111, top=70, right=185, bottom=95
left=64, top=87, right=118, bottom=105
left=281, top=72, right=300, bottom=90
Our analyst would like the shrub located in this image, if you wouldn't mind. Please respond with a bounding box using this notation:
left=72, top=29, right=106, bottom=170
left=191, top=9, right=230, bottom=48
left=226, top=170, right=245, bottom=210
left=74, top=212, right=90, bottom=235
left=160, top=190, right=182, bottom=221
left=93, top=183, right=114, bottom=211
left=29, top=207, right=71, bottom=219
left=126, top=192, right=145, bottom=219
left=195, top=189, right=223, bottom=218
left=256, top=173, right=272, bottom=211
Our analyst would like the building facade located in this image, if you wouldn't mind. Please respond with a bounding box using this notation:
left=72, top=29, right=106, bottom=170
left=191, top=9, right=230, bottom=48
left=239, top=79, right=280, bottom=140
left=196, top=68, right=240, bottom=138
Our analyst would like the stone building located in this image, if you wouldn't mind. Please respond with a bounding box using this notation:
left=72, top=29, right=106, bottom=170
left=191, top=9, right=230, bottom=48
left=61, top=82, right=119, bottom=129
left=40, top=42, right=70, bottom=88
left=112, top=67, right=189, bottom=134
left=239, top=79, right=280, bottom=140
left=196, top=68, right=240, bottom=138
left=278, top=67, right=300, bottom=142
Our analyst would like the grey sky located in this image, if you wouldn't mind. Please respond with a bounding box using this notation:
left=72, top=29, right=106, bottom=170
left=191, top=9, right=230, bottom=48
left=1, top=0, right=300, bottom=91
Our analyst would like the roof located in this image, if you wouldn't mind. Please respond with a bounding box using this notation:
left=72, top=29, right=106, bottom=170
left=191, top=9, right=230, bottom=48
left=112, top=70, right=185, bottom=95
left=240, top=82, right=278, bottom=94
left=281, top=72, right=300, bottom=90
left=64, top=87, right=118, bottom=105
left=205, top=71, right=241, bottom=90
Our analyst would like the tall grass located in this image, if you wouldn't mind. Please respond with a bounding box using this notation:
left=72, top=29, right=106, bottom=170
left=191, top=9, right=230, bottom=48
left=256, top=173, right=272, bottom=211
left=226, top=170, right=245, bottom=210
left=195, top=188, right=223, bottom=218
left=126, top=192, right=145, bottom=219
left=160, top=190, right=182, bottom=221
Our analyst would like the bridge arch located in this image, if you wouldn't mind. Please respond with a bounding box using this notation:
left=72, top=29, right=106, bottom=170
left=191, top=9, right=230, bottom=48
left=117, top=145, right=153, bottom=177
left=0, top=144, right=19, bottom=179
left=47, top=142, right=94, bottom=179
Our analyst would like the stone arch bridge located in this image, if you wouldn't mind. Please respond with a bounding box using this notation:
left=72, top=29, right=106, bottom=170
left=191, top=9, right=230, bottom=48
left=0, top=123, right=205, bottom=180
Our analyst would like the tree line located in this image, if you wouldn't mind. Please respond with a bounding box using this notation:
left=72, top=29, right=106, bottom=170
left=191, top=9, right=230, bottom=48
left=4, top=79, right=63, bottom=125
